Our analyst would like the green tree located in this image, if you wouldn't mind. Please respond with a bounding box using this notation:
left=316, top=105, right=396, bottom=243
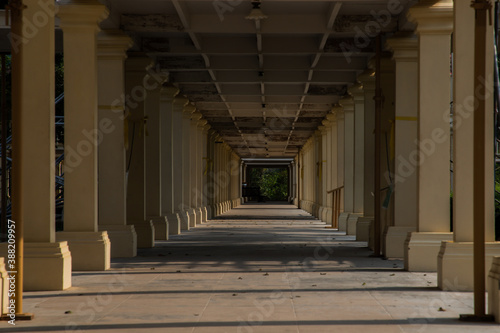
left=257, top=168, right=288, bottom=201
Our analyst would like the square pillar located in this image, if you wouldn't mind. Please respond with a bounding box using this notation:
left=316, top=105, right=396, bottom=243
left=124, top=56, right=155, bottom=248
left=383, top=35, right=419, bottom=258
left=160, top=84, right=182, bottom=235
left=146, top=71, right=170, bottom=241
left=173, top=96, right=190, bottom=229
left=438, top=0, right=499, bottom=290
left=7, top=0, right=72, bottom=290
left=339, top=97, right=354, bottom=231
left=57, top=0, right=110, bottom=271
left=358, top=70, right=376, bottom=219
left=190, top=112, right=203, bottom=226
left=97, top=30, right=137, bottom=258
left=404, top=0, right=454, bottom=271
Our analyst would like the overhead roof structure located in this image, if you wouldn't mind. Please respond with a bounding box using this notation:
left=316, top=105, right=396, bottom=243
left=105, top=0, right=411, bottom=157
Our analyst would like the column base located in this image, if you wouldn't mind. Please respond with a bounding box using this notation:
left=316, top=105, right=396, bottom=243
left=178, top=210, right=190, bottom=230
left=404, top=232, right=453, bottom=272
left=98, top=225, right=137, bottom=258
left=317, top=206, right=324, bottom=220
left=338, top=212, right=350, bottom=232
left=206, top=205, right=213, bottom=220
left=356, top=217, right=373, bottom=242
left=321, top=207, right=332, bottom=224
left=312, top=203, right=320, bottom=217
left=56, top=232, right=110, bottom=271
left=166, top=213, right=181, bottom=235
left=438, top=241, right=500, bottom=291
left=488, top=256, right=500, bottom=322
left=188, top=209, right=197, bottom=228
left=0, top=242, right=72, bottom=291
left=127, top=220, right=155, bottom=248
left=384, top=226, right=416, bottom=258
left=201, top=206, right=208, bottom=222
left=196, top=208, right=203, bottom=225
left=347, top=214, right=361, bottom=236
left=211, top=204, right=218, bottom=218
left=149, top=216, right=169, bottom=241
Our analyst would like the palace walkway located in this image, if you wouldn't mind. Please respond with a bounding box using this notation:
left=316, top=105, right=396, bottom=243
left=2, top=203, right=498, bottom=333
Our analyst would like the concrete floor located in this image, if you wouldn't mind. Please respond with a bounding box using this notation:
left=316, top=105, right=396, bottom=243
left=2, top=203, right=499, bottom=332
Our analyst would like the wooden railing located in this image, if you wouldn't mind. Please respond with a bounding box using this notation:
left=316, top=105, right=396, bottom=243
left=326, top=186, right=344, bottom=229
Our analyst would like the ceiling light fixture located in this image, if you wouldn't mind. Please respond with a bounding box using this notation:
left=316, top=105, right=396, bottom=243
left=246, top=1, right=268, bottom=20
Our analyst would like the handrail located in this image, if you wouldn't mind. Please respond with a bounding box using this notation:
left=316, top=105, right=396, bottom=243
left=327, top=185, right=344, bottom=194
left=326, top=186, right=344, bottom=229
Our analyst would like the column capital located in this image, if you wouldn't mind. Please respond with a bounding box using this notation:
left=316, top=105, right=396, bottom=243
left=97, top=30, right=133, bottom=60
left=203, top=124, right=212, bottom=134
left=348, top=83, right=364, bottom=101
left=326, top=113, right=337, bottom=123
left=407, top=0, right=453, bottom=35
left=339, top=95, right=354, bottom=112
left=160, top=83, right=180, bottom=102
left=357, top=69, right=376, bottom=90
left=183, top=104, right=196, bottom=118
left=332, top=103, right=344, bottom=120
left=386, top=34, right=418, bottom=62
left=208, top=129, right=218, bottom=138
left=197, top=119, right=208, bottom=129
left=192, top=111, right=203, bottom=122
left=322, top=119, right=332, bottom=128
left=173, top=96, right=189, bottom=111
left=57, top=0, right=109, bottom=31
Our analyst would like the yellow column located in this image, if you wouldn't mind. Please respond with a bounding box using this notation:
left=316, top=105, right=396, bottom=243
left=356, top=70, right=376, bottom=242
left=334, top=105, right=346, bottom=226
left=321, top=120, right=332, bottom=223
left=339, top=96, right=355, bottom=231
left=202, top=124, right=212, bottom=220
left=183, top=104, right=197, bottom=227
left=194, top=116, right=206, bottom=224
left=438, top=0, right=500, bottom=291
left=57, top=0, right=111, bottom=270
left=160, top=84, right=181, bottom=235
left=8, top=0, right=71, bottom=290
left=383, top=35, right=418, bottom=258
left=123, top=57, right=155, bottom=248
left=404, top=0, right=454, bottom=271
left=145, top=69, right=169, bottom=240
left=97, top=31, right=137, bottom=257
left=347, top=84, right=365, bottom=236
left=172, top=96, right=190, bottom=230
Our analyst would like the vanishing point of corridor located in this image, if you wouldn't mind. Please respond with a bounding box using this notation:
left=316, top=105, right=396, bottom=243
left=2, top=204, right=499, bottom=333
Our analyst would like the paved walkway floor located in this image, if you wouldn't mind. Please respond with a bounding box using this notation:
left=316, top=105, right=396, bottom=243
left=2, top=203, right=499, bottom=332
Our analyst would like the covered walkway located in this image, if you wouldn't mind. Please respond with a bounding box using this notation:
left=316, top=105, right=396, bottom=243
left=3, top=204, right=499, bottom=332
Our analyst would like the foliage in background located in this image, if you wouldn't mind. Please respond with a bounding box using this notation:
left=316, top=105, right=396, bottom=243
left=249, top=168, right=288, bottom=201
left=55, top=54, right=65, bottom=144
